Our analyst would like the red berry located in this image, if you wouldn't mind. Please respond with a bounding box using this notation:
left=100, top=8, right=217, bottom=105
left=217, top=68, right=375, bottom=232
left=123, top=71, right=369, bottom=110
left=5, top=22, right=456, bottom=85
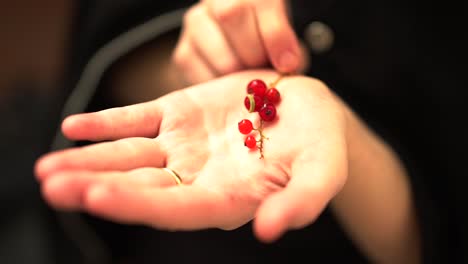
left=238, top=119, right=253, bottom=134
left=247, top=79, right=267, bottom=97
left=265, top=88, right=280, bottom=104
left=244, top=94, right=263, bottom=112
left=259, top=103, right=277, bottom=121
left=244, top=135, right=257, bottom=149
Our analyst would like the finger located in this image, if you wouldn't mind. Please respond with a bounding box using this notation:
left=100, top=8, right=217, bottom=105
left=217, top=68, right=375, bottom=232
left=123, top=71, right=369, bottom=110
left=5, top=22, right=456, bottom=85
left=185, top=4, right=243, bottom=75
left=297, top=41, right=311, bottom=73
left=254, top=142, right=347, bottom=242
left=35, top=137, right=166, bottom=181
left=42, top=167, right=177, bottom=210
left=83, top=184, right=229, bottom=230
left=206, top=0, right=268, bottom=67
left=61, top=100, right=163, bottom=141
left=253, top=0, right=302, bottom=73
left=172, top=30, right=217, bottom=85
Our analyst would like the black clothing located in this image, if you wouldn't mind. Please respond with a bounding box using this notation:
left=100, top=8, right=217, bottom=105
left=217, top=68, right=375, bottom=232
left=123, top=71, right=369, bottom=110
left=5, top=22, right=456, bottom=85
left=1, top=0, right=466, bottom=263
left=291, top=1, right=467, bottom=262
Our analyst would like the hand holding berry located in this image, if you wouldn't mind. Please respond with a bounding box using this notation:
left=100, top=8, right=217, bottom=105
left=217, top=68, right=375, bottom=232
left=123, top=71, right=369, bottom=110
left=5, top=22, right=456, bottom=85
left=172, top=0, right=307, bottom=85
left=35, top=70, right=349, bottom=243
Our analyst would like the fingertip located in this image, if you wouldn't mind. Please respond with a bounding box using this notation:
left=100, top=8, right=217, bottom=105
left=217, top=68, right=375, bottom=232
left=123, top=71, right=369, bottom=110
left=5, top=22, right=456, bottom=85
left=42, top=175, right=75, bottom=210
left=61, top=115, right=75, bottom=138
left=265, top=28, right=302, bottom=73
left=35, top=154, right=60, bottom=181
left=254, top=1, right=302, bottom=73
left=296, top=42, right=311, bottom=73
left=253, top=193, right=289, bottom=243
left=34, top=156, right=47, bottom=181
left=42, top=175, right=62, bottom=201
left=253, top=218, right=286, bottom=244
left=276, top=50, right=300, bottom=73
left=255, top=184, right=327, bottom=243
left=61, top=114, right=88, bottom=140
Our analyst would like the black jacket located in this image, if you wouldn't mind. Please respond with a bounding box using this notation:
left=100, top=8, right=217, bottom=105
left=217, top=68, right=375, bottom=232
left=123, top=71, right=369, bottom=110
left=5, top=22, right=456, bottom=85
left=291, top=1, right=467, bottom=262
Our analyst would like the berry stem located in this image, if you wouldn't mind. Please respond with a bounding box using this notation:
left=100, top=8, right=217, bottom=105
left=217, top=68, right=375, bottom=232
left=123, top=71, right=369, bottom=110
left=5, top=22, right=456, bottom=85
left=269, top=74, right=285, bottom=88
left=257, top=120, right=269, bottom=159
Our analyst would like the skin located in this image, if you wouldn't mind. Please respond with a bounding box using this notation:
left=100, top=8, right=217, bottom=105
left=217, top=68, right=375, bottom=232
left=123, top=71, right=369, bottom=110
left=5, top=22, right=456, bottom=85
left=35, top=70, right=420, bottom=263
left=172, top=0, right=306, bottom=85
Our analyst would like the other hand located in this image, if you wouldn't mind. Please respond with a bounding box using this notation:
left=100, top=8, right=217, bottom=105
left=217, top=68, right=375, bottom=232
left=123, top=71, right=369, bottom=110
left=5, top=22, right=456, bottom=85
left=172, top=0, right=306, bottom=85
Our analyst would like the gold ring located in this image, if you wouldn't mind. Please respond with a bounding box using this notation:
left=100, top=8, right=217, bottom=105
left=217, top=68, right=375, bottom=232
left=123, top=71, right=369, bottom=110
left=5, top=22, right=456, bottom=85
left=162, top=167, right=182, bottom=186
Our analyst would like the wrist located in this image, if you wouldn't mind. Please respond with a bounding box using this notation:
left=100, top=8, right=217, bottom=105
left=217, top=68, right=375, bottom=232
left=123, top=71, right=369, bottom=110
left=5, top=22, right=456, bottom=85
left=330, top=101, right=421, bottom=263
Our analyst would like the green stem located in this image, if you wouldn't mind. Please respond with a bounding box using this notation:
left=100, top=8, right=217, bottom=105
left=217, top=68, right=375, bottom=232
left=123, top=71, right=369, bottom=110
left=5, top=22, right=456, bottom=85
left=256, top=74, right=285, bottom=159
left=269, top=74, right=285, bottom=88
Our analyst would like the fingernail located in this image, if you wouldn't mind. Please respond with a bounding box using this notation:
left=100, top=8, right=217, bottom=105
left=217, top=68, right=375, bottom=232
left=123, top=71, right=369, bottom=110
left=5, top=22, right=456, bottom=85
left=277, top=50, right=299, bottom=73
left=35, top=155, right=58, bottom=181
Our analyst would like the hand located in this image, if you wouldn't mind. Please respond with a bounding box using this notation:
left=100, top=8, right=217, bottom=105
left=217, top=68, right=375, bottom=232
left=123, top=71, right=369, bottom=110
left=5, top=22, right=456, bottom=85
left=35, top=70, right=346, bottom=242
left=173, top=0, right=307, bottom=85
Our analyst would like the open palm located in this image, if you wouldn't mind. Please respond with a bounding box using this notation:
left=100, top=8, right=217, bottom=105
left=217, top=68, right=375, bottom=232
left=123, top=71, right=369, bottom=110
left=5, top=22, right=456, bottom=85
left=36, top=70, right=348, bottom=242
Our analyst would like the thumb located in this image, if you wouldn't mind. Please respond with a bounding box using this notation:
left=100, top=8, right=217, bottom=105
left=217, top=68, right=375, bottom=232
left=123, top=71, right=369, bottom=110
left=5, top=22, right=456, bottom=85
left=253, top=0, right=303, bottom=73
left=253, top=145, right=347, bottom=243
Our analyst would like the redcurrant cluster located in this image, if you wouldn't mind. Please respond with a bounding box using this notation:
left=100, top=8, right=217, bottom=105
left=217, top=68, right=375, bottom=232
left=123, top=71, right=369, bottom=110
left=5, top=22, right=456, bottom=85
left=237, top=77, right=282, bottom=158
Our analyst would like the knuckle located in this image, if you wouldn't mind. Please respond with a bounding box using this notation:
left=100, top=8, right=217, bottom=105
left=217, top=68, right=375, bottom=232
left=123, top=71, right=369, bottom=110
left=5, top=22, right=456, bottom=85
left=182, top=10, right=192, bottom=26
left=183, top=4, right=204, bottom=26
left=216, top=59, right=242, bottom=75
left=264, top=22, right=287, bottom=41
left=243, top=52, right=268, bottom=67
left=171, top=46, right=187, bottom=68
left=253, top=0, right=285, bottom=10
left=211, top=1, right=248, bottom=25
